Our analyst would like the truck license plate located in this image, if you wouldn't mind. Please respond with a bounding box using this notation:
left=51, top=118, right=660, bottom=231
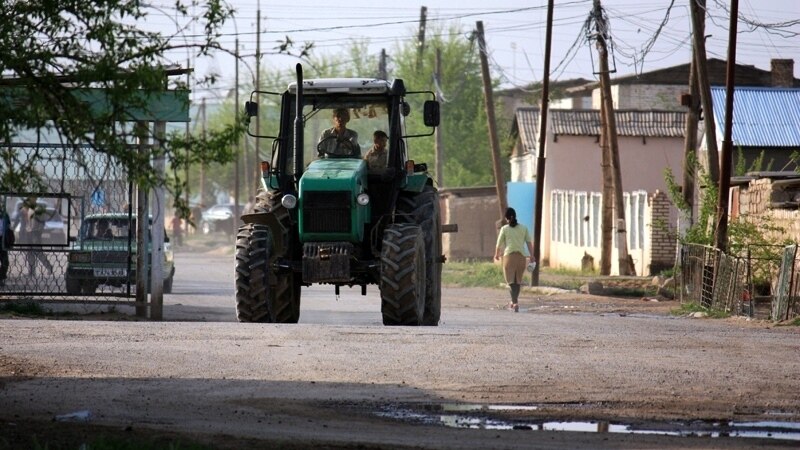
left=94, top=268, right=127, bottom=277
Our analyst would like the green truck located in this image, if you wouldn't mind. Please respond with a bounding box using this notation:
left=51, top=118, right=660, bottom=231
left=236, top=65, right=453, bottom=326
left=65, top=213, right=175, bottom=294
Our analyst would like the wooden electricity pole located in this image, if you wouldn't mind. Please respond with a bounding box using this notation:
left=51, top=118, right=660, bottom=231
left=594, top=0, right=631, bottom=275
left=254, top=7, right=262, bottom=198
left=690, top=0, right=720, bottom=186
left=531, top=0, right=554, bottom=286
left=476, top=21, right=507, bottom=221
left=379, top=49, right=387, bottom=80
left=234, top=38, right=241, bottom=229
left=417, top=7, right=428, bottom=72
left=681, top=50, right=700, bottom=231
left=434, top=47, right=444, bottom=187
left=200, top=97, right=207, bottom=205
left=599, top=103, right=613, bottom=275
left=715, top=0, right=739, bottom=253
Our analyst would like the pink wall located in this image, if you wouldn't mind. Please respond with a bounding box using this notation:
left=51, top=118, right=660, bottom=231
left=542, top=132, right=684, bottom=262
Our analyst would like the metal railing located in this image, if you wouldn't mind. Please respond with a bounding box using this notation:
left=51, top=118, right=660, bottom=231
left=678, top=243, right=799, bottom=320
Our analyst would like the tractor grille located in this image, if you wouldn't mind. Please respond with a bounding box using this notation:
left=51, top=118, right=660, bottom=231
left=303, top=191, right=351, bottom=233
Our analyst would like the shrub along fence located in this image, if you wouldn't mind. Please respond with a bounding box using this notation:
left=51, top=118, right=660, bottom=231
left=677, top=243, right=799, bottom=320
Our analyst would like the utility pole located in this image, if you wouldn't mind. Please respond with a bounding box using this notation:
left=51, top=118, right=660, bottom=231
left=690, top=0, right=720, bottom=186
left=599, top=105, right=614, bottom=275
left=531, top=0, right=554, bottom=286
left=234, top=37, right=241, bottom=232
left=434, top=47, right=444, bottom=187
left=184, top=57, right=191, bottom=235
left=681, top=50, right=700, bottom=233
left=715, top=0, right=739, bottom=253
left=593, top=0, right=631, bottom=275
left=255, top=7, right=262, bottom=198
left=476, top=21, right=507, bottom=221
left=378, top=49, right=387, bottom=80
left=417, top=6, right=427, bottom=72
left=135, top=121, right=149, bottom=318
left=150, top=120, right=166, bottom=320
left=200, top=97, right=207, bottom=206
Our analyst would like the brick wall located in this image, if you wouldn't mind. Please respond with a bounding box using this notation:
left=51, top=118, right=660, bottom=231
left=647, top=190, right=676, bottom=273
left=737, top=178, right=800, bottom=243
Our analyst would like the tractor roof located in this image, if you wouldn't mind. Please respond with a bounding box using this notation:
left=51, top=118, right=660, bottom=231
left=288, top=78, right=392, bottom=95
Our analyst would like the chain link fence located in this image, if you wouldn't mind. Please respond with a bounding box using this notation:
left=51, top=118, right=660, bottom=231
left=1, top=144, right=136, bottom=303
left=677, top=243, right=799, bottom=320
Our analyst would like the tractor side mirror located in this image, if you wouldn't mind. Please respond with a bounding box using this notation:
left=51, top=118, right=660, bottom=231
left=423, top=101, right=440, bottom=127
left=245, top=101, right=258, bottom=118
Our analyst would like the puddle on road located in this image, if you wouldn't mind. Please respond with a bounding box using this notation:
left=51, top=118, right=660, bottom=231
left=376, top=403, right=800, bottom=441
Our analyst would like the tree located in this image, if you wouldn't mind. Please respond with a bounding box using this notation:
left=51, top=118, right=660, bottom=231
left=392, top=24, right=509, bottom=187
left=0, top=1, right=245, bottom=218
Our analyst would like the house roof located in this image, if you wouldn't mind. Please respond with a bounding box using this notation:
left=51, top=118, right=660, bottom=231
left=711, top=87, right=800, bottom=147
left=512, top=107, right=686, bottom=151
left=566, top=59, right=800, bottom=95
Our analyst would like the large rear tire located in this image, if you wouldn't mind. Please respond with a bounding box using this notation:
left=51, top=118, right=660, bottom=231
left=397, top=185, right=442, bottom=325
left=380, top=224, right=426, bottom=326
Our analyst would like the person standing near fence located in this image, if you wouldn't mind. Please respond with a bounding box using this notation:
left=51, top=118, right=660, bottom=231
left=26, top=200, right=53, bottom=276
left=0, top=204, right=13, bottom=287
left=494, top=207, right=534, bottom=312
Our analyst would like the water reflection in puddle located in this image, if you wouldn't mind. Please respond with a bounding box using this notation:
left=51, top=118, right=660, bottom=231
left=376, top=403, right=800, bottom=441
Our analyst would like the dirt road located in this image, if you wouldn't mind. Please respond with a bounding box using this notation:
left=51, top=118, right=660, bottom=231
left=1, top=252, right=799, bottom=449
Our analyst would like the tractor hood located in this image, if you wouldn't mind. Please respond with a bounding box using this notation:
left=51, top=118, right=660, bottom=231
left=298, top=158, right=370, bottom=243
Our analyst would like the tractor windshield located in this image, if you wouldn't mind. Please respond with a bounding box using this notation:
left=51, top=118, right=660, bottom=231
left=287, top=100, right=392, bottom=174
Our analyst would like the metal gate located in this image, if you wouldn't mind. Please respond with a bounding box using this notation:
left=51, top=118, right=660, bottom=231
left=1, top=144, right=135, bottom=303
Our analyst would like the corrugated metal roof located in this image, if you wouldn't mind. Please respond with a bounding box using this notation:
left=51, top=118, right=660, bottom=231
left=711, top=87, right=800, bottom=147
left=514, top=108, right=685, bottom=145
left=514, top=107, right=540, bottom=152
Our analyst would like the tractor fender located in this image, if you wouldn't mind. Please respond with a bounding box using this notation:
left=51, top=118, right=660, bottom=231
left=240, top=208, right=291, bottom=259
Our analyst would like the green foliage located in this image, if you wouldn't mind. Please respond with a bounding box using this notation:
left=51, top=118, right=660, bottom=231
left=0, top=1, right=253, bottom=220
left=734, top=147, right=747, bottom=176
left=392, top=24, right=507, bottom=187
left=442, top=260, right=505, bottom=287
left=664, top=155, right=716, bottom=246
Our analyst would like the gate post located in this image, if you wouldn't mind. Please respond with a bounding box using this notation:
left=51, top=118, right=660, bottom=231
left=135, top=121, right=150, bottom=317
left=150, top=121, right=166, bottom=320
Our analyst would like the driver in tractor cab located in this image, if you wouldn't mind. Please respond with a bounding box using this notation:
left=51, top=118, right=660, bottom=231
left=317, top=108, right=361, bottom=158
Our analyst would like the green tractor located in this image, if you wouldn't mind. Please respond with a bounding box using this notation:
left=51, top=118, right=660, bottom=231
left=236, top=64, right=454, bottom=326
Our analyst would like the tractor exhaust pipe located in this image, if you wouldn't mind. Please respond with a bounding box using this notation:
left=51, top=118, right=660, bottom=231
left=294, top=64, right=304, bottom=177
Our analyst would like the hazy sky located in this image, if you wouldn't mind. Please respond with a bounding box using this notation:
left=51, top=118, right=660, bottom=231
left=144, top=0, right=800, bottom=101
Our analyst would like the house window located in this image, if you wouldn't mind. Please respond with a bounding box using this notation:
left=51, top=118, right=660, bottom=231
left=578, top=193, right=587, bottom=247
left=591, top=193, right=601, bottom=248
left=637, top=192, right=646, bottom=249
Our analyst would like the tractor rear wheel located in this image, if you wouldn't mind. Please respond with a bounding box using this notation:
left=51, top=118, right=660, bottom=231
left=380, top=224, right=426, bottom=326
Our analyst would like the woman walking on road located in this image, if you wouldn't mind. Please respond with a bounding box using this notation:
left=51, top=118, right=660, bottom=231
left=494, top=207, right=534, bottom=312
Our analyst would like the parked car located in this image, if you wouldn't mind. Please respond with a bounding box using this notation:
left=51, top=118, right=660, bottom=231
left=65, top=213, right=175, bottom=294
left=200, top=203, right=235, bottom=235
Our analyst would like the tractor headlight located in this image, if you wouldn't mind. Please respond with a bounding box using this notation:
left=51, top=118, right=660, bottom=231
left=356, top=193, right=370, bottom=206
left=281, top=194, right=298, bottom=209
